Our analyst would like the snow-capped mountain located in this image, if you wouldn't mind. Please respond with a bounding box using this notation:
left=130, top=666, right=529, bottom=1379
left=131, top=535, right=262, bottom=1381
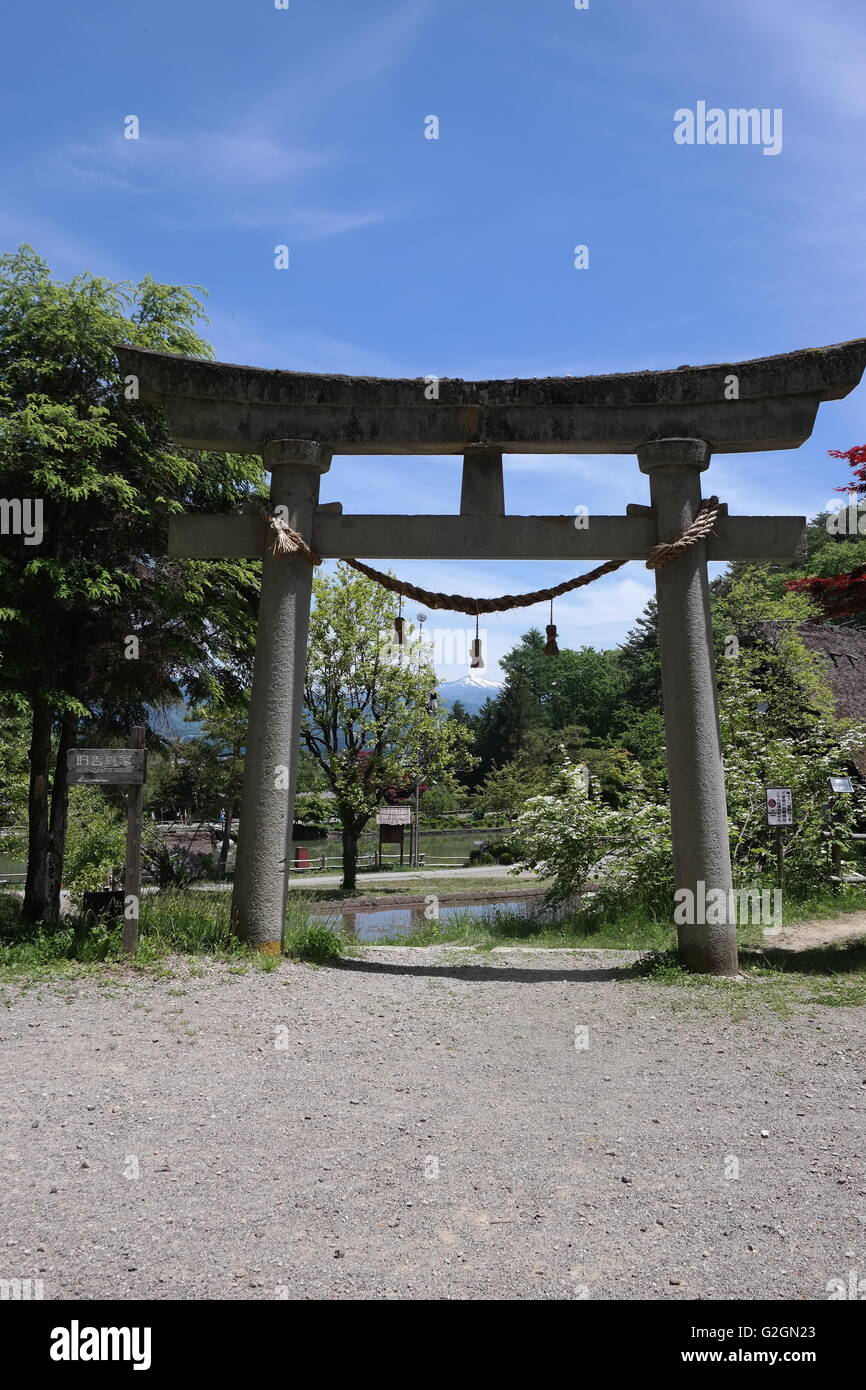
left=438, top=674, right=503, bottom=711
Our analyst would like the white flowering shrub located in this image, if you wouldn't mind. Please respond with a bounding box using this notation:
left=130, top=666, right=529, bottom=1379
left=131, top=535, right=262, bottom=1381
left=512, top=762, right=673, bottom=908
left=512, top=711, right=866, bottom=907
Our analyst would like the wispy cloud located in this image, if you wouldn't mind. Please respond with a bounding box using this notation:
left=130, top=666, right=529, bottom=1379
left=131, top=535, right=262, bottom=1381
left=248, top=0, right=435, bottom=128
left=60, top=131, right=329, bottom=196
left=42, top=1, right=434, bottom=243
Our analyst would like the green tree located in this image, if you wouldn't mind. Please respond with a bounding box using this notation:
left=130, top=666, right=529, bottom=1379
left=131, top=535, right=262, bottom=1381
left=478, top=759, right=546, bottom=824
left=476, top=629, right=624, bottom=767
left=543, top=646, right=624, bottom=738
left=615, top=599, right=662, bottom=713
left=0, top=708, right=29, bottom=861
left=296, top=749, right=328, bottom=793
left=713, top=564, right=833, bottom=737
left=473, top=668, right=539, bottom=778
left=0, top=246, right=263, bottom=921
left=302, top=563, right=474, bottom=889
left=189, top=701, right=247, bottom=875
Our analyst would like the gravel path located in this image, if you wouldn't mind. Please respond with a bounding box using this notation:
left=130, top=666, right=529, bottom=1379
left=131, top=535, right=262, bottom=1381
left=2, top=947, right=864, bottom=1301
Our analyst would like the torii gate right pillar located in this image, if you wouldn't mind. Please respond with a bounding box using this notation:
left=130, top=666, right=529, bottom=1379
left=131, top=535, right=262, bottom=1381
left=638, top=438, right=737, bottom=976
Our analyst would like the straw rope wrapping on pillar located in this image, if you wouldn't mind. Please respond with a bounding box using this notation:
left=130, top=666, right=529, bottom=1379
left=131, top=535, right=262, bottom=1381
left=261, top=496, right=721, bottom=616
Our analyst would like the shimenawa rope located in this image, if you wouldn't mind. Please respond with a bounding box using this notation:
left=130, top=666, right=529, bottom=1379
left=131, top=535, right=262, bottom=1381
left=262, top=496, right=720, bottom=616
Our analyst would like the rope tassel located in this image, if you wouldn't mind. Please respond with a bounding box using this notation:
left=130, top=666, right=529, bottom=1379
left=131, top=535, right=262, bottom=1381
left=469, top=612, right=484, bottom=668
left=544, top=599, right=559, bottom=656
left=394, top=596, right=406, bottom=646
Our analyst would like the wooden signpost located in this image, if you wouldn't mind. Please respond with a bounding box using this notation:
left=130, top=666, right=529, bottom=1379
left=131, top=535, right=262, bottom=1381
left=67, top=726, right=146, bottom=954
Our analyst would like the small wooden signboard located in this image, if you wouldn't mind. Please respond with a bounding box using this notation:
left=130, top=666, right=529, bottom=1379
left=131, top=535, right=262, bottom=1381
left=67, top=727, right=146, bottom=954
left=377, top=805, right=412, bottom=867
left=68, top=748, right=146, bottom=785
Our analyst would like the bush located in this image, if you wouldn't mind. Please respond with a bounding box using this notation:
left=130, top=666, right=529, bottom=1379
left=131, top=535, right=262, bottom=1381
left=512, top=761, right=673, bottom=909
left=142, top=839, right=216, bottom=889
left=469, top=836, right=526, bottom=866
left=294, top=792, right=333, bottom=829
left=63, top=786, right=127, bottom=893
left=723, top=717, right=866, bottom=894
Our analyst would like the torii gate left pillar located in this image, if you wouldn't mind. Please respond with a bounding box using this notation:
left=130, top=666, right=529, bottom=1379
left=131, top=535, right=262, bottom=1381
left=231, top=439, right=329, bottom=951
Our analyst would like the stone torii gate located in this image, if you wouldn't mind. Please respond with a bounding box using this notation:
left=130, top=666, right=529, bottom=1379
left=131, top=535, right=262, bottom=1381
left=117, top=339, right=866, bottom=976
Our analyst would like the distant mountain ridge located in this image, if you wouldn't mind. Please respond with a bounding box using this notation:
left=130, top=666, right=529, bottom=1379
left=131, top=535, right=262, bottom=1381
left=153, top=675, right=503, bottom=743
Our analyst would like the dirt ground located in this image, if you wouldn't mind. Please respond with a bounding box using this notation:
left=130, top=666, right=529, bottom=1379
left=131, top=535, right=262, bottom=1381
left=1, top=942, right=864, bottom=1301
left=765, top=911, right=866, bottom=951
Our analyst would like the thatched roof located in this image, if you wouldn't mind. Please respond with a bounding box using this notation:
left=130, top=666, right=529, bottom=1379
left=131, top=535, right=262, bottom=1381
left=753, top=621, right=866, bottom=775
left=797, top=624, right=866, bottom=723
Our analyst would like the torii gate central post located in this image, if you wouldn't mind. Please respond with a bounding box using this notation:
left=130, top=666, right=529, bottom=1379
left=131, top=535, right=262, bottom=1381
left=116, top=339, right=866, bottom=973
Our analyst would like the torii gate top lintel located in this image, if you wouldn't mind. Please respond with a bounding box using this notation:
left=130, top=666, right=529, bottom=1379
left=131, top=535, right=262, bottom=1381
left=116, top=338, right=866, bottom=456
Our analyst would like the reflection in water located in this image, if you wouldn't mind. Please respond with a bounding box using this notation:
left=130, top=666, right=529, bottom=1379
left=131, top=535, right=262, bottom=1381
left=332, top=898, right=535, bottom=943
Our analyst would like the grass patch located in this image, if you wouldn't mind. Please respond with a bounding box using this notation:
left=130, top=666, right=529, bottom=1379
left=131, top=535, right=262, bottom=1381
left=626, top=937, right=866, bottom=1017
left=374, top=898, right=687, bottom=952
left=774, top=884, right=866, bottom=925
left=376, top=882, right=866, bottom=953
left=283, top=923, right=345, bottom=963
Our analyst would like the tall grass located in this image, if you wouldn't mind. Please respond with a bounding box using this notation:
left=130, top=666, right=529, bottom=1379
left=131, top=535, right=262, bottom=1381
left=0, top=889, right=345, bottom=978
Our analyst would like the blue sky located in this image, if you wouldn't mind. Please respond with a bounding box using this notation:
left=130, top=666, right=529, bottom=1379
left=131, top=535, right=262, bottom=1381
left=3, top=0, right=865, bottom=677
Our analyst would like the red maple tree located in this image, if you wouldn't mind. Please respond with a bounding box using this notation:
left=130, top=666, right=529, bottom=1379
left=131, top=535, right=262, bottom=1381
left=784, top=445, right=866, bottom=618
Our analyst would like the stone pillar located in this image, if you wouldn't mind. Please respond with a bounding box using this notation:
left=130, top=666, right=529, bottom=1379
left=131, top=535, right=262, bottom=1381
left=231, top=439, right=329, bottom=951
left=637, top=438, right=737, bottom=977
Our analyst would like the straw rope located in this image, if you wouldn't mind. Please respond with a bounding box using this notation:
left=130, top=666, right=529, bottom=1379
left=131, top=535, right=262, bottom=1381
left=262, top=496, right=721, bottom=616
